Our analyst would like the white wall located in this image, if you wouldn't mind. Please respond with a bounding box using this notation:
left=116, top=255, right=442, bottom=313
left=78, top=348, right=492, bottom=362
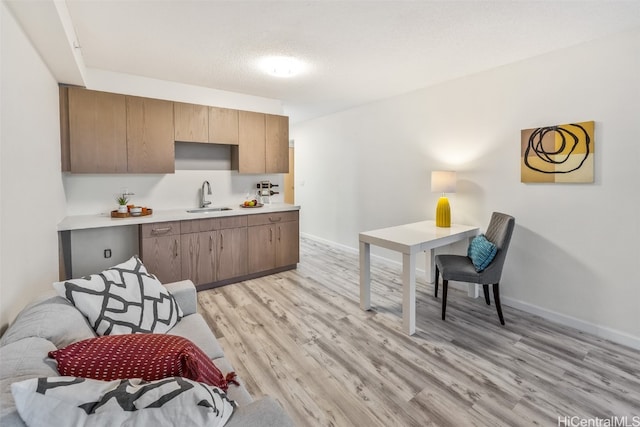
left=0, top=2, right=67, bottom=330
left=293, top=29, right=640, bottom=348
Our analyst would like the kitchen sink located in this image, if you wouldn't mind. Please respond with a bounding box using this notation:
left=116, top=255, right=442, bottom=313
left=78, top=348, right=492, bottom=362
left=186, top=207, right=233, bottom=213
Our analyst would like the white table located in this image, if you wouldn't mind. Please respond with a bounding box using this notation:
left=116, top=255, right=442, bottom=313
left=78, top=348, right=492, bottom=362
left=359, top=220, right=479, bottom=335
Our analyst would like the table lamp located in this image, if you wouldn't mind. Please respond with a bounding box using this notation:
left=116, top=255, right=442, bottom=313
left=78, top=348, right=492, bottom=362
left=431, top=171, right=456, bottom=227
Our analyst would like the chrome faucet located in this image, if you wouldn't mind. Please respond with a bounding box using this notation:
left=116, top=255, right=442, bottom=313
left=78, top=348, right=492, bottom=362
left=200, top=181, right=212, bottom=208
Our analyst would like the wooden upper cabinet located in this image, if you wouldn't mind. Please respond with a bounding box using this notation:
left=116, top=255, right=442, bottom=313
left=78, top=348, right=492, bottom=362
left=232, top=112, right=289, bottom=174
left=209, top=107, right=239, bottom=145
left=174, top=102, right=208, bottom=143
left=126, top=96, right=175, bottom=173
left=67, top=87, right=128, bottom=173
left=60, top=86, right=288, bottom=175
left=235, top=110, right=266, bottom=173
left=266, top=114, right=289, bottom=173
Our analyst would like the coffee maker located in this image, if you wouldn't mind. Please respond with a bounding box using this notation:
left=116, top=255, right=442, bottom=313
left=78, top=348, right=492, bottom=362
left=256, top=180, right=279, bottom=204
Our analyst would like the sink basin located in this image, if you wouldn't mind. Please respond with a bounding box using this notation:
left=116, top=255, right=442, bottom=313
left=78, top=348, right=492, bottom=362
left=186, top=207, right=233, bottom=213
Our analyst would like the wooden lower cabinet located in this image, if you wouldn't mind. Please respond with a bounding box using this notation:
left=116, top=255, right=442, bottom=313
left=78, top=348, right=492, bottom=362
left=140, top=222, right=182, bottom=284
left=141, top=212, right=296, bottom=287
left=181, top=226, right=247, bottom=285
left=247, top=211, right=299, bottom=274
left=276, top=219, right=300, bottom=267
left=181, top=231, right=216, bottom=286
left=217, top=226, right=248, bottom=281
left=248, top=224, right=277, bottom=273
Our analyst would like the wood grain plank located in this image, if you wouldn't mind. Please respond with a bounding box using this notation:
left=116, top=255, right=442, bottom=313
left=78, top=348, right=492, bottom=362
left=196, top=237, right=640, bottom=426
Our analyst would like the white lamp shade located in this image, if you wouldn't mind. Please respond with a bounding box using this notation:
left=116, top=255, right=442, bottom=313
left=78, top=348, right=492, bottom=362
left=431, top=171, right=457, bottom=193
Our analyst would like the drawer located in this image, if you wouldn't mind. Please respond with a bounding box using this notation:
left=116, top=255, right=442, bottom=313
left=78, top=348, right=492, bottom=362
left=140, top=221, right=181, bottom=238
left=219, top=215, right=247, bottom=230
left=180, top=218, right=217, bottom=234
left=247, top=210, right=298, bottom=226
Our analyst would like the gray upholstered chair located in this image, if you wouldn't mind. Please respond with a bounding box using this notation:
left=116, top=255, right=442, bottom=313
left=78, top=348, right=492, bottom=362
left=434, top=212, right=515, bottom=325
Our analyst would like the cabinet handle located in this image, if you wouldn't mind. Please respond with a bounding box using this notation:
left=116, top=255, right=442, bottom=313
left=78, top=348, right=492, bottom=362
left=278, top=226, right=281, bottom=241
left=174, top=239, right=178, bottom=258
left=269, top=228, right=273, bottom=242
left=151, top=226, right=171, bottom=235
left=220, top=233, right=224, bottom=250
left=268, top=216, right=282, bottom=223
left=210, top=235, right=214, bottom=252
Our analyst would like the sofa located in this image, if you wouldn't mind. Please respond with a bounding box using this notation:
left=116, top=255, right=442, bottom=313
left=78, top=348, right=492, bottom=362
left=0, top=279, right=294, bottom=427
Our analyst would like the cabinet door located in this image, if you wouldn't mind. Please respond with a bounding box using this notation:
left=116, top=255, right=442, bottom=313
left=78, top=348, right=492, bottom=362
left=174, top=102, right=208, bottom=143
left=181, top=232, right=216, bottom=286
left=276, top=220, right=299, bottom=268
left=68, top=87, right=127, bottom=173
left=247, top=224, right=276, bottom=273
left=265, top=114, right=289, bottom=173
left=216, top=228, right=247, bottom=280
left=141, top=235, right=181, bottom=284
left=127, top=96, right=175, bottom=173
left=209, top=107, right=239, bottom=145
left=236, top=111, right=265, bottom=173
left=217, top=227, right=248, bottom=281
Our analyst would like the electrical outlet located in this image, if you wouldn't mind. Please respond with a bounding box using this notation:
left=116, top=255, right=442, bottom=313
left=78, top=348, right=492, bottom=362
left=104, top=249, right=112, bottom=259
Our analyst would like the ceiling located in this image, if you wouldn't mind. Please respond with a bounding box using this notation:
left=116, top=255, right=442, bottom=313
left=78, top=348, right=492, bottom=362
left=8, top=1, right=640, bottom=123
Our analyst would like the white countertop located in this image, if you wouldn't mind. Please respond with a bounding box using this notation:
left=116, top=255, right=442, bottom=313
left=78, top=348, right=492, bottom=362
left=58, top=203, right=301, bottom=231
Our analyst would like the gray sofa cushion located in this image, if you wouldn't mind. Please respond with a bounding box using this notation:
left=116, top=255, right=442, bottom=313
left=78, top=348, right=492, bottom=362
left=164, top=280, right=198, bottom=316
left=213, top=356, right=252, bottom=406
left=0, top=337, right=58, bottom=427
left=0, top=296, right=95, bottom=349
left=226, top=396, right=294, bottom=427
left=167, top=313, right=225, bottom=360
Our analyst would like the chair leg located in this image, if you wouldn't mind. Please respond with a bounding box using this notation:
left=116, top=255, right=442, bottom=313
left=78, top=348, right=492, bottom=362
left=435, top=265, right=439, bottom=298
left=483, top=285, right=490, bottom=305
left=493, top=283, right=505, bottom=325
left=441, top=280, right=448, bottom=321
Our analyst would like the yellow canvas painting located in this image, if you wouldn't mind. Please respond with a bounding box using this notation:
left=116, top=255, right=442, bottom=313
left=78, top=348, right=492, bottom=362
left=521, top=121, right=594, bottom=183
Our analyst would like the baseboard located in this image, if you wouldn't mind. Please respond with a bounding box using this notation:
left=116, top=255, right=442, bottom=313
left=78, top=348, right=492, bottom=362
left=301, top=232, right=360, bottom=256
left=301, top=233, right=640, bottom=351
left=501, top=296, right=640, bottom=351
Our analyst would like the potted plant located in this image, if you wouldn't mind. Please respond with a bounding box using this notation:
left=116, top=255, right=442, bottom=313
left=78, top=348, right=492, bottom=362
left=116, top=194, right=129, bottom=213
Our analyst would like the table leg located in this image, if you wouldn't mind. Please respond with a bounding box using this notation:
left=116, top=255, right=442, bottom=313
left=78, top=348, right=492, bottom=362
left=426, top=249, right=436, bottom=283
left=402, top=253, right=416, bottom=335
left=359, top=240, right=371, bottom=310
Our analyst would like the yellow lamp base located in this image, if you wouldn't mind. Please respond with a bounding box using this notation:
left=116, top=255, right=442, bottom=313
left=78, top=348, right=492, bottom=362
left=435, top=196, right=451, bottom=227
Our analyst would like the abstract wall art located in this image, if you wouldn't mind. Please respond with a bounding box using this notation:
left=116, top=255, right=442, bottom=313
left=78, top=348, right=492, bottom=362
left=521, top=121, right=594, bottom=183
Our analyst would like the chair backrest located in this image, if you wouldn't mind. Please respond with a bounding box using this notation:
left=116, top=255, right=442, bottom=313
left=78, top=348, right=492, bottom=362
left=481, top=212, right=515, bottom=281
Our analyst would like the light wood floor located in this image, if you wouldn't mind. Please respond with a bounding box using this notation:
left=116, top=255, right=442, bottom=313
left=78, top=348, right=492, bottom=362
left=198, top=237, right=640, bottom=427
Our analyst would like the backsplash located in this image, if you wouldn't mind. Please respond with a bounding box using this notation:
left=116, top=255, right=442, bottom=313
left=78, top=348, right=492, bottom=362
left=62, top=170, right=284, bottom=216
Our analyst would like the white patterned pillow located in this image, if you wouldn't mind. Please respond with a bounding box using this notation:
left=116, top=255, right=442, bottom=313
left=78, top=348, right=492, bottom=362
left=11, top=376, right=235, bottom=427
left=53, top=256, right=182, bottom=335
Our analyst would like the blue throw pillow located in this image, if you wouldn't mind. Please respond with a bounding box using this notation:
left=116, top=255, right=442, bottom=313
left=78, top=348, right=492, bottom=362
left=467, top=234, right=498, bottom=272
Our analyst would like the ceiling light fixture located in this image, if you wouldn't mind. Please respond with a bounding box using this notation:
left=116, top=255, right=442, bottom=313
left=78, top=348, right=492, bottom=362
left=260, top=56, right=305, bottom=78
